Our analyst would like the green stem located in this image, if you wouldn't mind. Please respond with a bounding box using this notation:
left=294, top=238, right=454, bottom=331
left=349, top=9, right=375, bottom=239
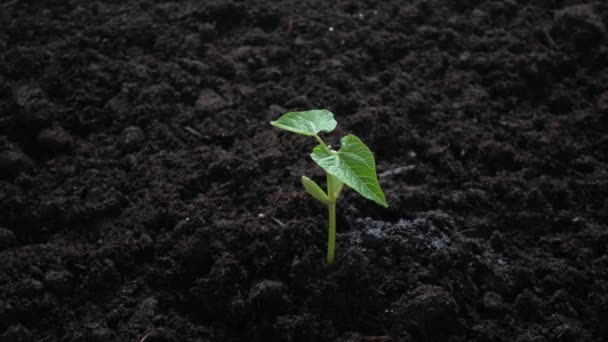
left=312, top=134, right=337, bottom=266
left=313, top=134, right=328, bottom=149
left=326, top=173, right=336, bottom=267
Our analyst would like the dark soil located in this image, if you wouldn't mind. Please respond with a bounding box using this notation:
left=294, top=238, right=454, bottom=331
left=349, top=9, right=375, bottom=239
left=1, top=0, right=608, bottom=341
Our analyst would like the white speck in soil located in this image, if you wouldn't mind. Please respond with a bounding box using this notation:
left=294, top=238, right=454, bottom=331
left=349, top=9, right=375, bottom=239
left=431, top=237, right=448, bottom=250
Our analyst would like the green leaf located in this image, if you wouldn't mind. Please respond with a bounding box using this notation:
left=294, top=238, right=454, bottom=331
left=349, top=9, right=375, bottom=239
left=311, top=134, right=388, bottom=207
left=301, top=176, right=329, bottom=205
left=270, top=109, right=337, bottom=136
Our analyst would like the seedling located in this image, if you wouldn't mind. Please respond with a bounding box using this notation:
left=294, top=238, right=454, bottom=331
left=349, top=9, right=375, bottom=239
left=271, top=109, right=387, bottom=266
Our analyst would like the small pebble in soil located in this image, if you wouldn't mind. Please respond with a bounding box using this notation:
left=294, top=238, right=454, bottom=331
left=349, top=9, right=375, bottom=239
left=284, top=95, right=311, bottom=108
left=489, top=231, right=505, bottom=252
left=0, top=300, right=12, bottom=322
left=17, top=278, right=44, bottom=296
left=482, top=291, right=506, bottom=316
left=390, top=285, right=459, bottom=336
left=13, top=84, right=54, bottom=128
left=130, top=297, right=159, bottom=325
left=14, top=84, right=42, bottom=107
left=248, top=280, right=289, bottom=314
left=37, top=125, right=74, bottom=151
left=0, top=324, right=32, bottom=342
left=145, top=328, right=177, bottom=342
left=195, top=89, right=228, bottom=113
left=514, top=290, right=546, bottom=322
left=361, top=227, right=387, bottom=249
left=199, top=23, right=217, bottom=42
left=89, top=326, right=113, bottom=341
left=0, top=227, right=16, bottom=251
left=183, top=33, right=201, bottom=51
left=597, top=91, right=608, bottom=114
left=405, top=91, right=429, bottom=114
left=43, top=270, right=73, bottom=295
left=552, top=4, right=606, bottom=49
left=117, top=126, right=145, bottom=154
left=267, top=104, right=287, bottom=119
left=553, top=321, right=583, bottom=342
left=0, top=150, right=33, bottom=179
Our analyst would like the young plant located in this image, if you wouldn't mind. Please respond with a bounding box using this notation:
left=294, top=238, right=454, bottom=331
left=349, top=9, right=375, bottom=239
left=271, top=109, right=387, bottom=266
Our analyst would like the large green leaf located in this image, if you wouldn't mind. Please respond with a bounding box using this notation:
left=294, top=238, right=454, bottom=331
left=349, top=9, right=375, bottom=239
left=311, top=134, right=388, bottom=207
left=270, top=109, right=337, bottom=136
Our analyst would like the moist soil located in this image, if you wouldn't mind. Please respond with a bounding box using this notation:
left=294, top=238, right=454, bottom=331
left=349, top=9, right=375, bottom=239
left=1, top=0, right=608, bottom=341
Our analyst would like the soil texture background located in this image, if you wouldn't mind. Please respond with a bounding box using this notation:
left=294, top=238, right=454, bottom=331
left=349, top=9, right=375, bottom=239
left=1, top=0, right=608, bottom=341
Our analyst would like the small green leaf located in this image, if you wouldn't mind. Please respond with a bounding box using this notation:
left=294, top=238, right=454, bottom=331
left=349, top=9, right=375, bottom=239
left=270, top=109, right=337, bottom=136
left=311, top=134, right=387, bottom=207
left=301, top=176, right=329, bottom=205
